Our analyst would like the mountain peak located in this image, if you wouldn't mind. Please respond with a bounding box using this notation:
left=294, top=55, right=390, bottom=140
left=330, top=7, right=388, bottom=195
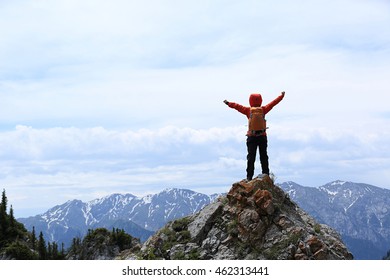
left=329, top=180, right=348, bottom=186
left=141, top=176, right=353, bottom=260
left=160, top=187, right=197, bottom=196
left=162, top=187, right=181, bottom=192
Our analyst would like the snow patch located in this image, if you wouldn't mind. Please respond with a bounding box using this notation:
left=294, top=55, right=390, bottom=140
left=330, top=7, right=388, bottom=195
left=344, top=196, right=361, bottom=213
left=331, top=180, right=346, bottom=186
left=320, top=187, right=338, bottom=196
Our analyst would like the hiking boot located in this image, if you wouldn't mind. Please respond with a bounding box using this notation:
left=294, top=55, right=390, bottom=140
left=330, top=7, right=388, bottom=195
left=242, top=177, right=252, bottom=183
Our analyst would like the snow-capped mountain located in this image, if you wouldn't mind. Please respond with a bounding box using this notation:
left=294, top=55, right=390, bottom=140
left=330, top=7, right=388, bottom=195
left=279, top=180, right=390, bottom=260
left=18, top=188, right=221, bottom=248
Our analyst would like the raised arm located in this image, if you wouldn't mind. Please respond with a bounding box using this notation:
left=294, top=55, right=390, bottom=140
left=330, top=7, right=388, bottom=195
left=263, top=91, right=285, bottom=114
left=223, top=100, right=250, bottom=118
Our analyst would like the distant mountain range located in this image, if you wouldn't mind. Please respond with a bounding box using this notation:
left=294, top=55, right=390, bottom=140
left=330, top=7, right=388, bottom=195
left=18, top=180, right=390, bottom=259
left=278, top=180, right=390, bottom=260
left=18, top=188, right=220, bottom=248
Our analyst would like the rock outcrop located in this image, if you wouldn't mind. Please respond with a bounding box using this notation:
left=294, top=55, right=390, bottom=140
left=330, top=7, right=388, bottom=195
left=140, top=176, right=353, bottom=260
left=66, top=228, right=141, bottom=260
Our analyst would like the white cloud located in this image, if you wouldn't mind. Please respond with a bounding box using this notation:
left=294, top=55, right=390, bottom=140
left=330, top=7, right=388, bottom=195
left=270, top=116, right=390, bottom=187
left=2, top=121, right=390, bottom=217
left=0, top=125, right=245, bottom=160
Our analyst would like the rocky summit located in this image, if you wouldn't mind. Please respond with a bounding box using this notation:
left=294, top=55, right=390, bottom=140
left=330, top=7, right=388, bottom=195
left=140, top=176, right=353, bottom=260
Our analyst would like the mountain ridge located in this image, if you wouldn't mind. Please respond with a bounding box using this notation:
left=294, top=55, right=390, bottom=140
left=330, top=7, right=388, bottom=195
left=278, top=180, right=390, bottom=259
left=18, top=188, right=220, bottom=248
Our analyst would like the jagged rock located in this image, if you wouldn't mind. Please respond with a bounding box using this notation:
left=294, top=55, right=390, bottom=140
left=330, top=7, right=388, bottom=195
left=141, top=176, right=353, bottom=260
left=187, top=201, right=223, bottom=241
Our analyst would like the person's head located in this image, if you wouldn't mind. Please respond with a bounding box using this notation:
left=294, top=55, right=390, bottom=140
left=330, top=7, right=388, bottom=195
left=249, top=93, right=262, bottom=107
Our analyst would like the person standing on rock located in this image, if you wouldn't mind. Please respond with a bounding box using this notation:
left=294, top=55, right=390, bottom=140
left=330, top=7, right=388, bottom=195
left=223, top=91, right=285, bottom=181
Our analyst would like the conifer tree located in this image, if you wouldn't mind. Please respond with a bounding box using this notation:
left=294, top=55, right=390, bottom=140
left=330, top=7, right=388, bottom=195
left=6, top=205, right=18, bottom=240
left=0, top=189, right=37, bottom=259
left=9, top=205, right=15, bottom=228
left=0, top=189, right=9, bottom=242
left=31, top=226, right=37, bottom=251
left=50, top=242, right=61, bottom=260
left=47, top=242, right=53, bottom=259
left=69, top=237, right=81, bottom=256
left=38, top=231, right=47, bottom=260
left=1, top=189, right=7, bottom=213
left=53, top=242, right=58, bottom=259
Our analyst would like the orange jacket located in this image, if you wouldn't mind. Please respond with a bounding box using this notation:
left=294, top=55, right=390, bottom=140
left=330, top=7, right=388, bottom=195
left=227, top=93, right=284, bottom=136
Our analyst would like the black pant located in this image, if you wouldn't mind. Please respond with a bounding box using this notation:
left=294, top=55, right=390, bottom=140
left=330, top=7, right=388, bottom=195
left=246, top=135, right=269, bottom=180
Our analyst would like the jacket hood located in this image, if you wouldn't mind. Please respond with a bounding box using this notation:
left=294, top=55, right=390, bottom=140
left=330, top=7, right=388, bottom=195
left=249, top=93, right=262, bottom=107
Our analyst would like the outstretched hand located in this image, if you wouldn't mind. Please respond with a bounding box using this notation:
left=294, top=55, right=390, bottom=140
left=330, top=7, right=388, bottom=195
left=281, top=91, right=285, bottom=97
left=223, top=100, right=229, bottom=105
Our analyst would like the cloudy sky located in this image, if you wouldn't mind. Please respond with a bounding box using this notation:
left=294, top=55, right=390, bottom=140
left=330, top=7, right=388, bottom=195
left=1, top=0, right=389, bottom=217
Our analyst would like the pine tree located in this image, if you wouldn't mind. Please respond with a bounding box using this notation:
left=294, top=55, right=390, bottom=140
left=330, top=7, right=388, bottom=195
left=0, top=189, right=39, bottom=259
left=1, top=189, right=7, bottom=213
left=9, top=205, right=15, bottom=228
left=69, top=237, right=82, bottom=256
left=47, top=242, right=53, bottom=259
left=38, top=231, right=47, bottom=260
left=50, top=242, right=62, bottom=260
left=31, top=226, right=37, bottom=251
left=0, top=189, right=9, bottom=243
left=111, top=228, right=133, bottom=251
left=6, top=205, right=18, bottom=240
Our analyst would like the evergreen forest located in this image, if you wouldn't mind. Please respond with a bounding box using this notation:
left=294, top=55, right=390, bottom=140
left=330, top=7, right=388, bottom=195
left=0, top=189, right=135, bottom=260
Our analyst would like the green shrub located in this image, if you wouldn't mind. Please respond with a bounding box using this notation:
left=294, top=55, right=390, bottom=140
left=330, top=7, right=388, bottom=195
left=5, top=241, right=37, bottom=260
